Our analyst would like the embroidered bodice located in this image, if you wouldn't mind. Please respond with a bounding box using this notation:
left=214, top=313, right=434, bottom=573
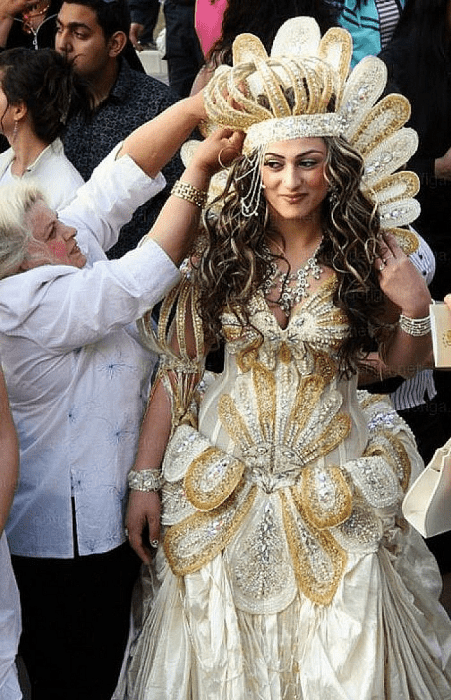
left=221, top=276, right=347, bottom=375
left=157, top=275, right=411, bottom=611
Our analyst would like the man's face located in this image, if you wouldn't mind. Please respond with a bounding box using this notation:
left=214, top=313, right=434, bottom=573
left=23, top=199, right=87, bottom=270
left=55, top=3, right=110, bottom=80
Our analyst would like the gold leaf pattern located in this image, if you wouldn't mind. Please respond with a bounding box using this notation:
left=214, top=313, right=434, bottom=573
left=298, top=465, right=353, bottom=529
left=218, top=394, right=254, bottom=448
left=164, top=481, right=256, bottom=576
left=184, top=447, right=244, bottom=511
left=281, top=490, right=347, bottom=605
left=252, top=362, right=277, bottom=442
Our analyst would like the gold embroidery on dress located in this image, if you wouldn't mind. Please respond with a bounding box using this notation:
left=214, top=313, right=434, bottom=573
left=218, top=394, right=254, bottom=448
left=312, top=350, right=338, bottom=383
left=252, top=362, right=277, bottom=442
left=184, top=446, right=244, bottom=511
left=297, top=464, right=353, bottom=529
left=236, top=340, right=261, bottom=373
left=279, top=342, right=292, bottom=364
left=287, top=374, right=326, bottom=439
left=155, top=278, right=416, bottom=609
left=364, top=430, right=411, bottom=492
left=222, top=274, right=349, bottom=376
left=281, top=490, right=347, bottom=605
left=164, top=480, right=257, bottom=576
left=138, top=274, right=206, bottom=432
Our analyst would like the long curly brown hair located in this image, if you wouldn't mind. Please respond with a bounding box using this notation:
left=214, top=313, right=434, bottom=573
left=192, top=135, right=387, bottom=377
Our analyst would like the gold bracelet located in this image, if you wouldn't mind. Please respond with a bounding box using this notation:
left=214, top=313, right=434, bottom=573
left=171, top=180, right=208, bottom=208
left=127, top=468, right=163, bottom=492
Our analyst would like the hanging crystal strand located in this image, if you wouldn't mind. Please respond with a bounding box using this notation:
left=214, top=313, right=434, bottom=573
left=236, top=147, right=265, bottom=218
left=263, top=238, right=324, bottom=316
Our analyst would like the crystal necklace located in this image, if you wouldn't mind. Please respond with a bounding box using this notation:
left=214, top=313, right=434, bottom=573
left=262, top=237, right=324, bottom=317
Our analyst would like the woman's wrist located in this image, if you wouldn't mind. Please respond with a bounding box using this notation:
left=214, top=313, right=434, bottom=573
left=171, top=180, right=208, bottom=208
left=128, top=468, right=163, bottom=492
left=398, top=312, right=431, bottom=337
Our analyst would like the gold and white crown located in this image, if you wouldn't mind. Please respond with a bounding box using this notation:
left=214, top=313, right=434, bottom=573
left=186, top=17, right=420, bottom=253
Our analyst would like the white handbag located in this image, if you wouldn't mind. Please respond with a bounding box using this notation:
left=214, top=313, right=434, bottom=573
left=402, top=436, right=451, bottom=538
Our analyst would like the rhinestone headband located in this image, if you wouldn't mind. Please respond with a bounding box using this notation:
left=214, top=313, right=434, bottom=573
left=245, top=114, right=346, bottom=154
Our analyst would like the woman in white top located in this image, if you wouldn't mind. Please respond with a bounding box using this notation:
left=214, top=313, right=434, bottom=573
left=0, top=47, right=89, bottom=210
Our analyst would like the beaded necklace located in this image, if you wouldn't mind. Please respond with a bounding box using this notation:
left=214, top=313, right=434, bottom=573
left=262, top=237, right=324, bottom=317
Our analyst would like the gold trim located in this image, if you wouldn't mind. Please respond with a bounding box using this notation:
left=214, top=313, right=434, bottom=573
left=184, top=447, right=245, bottom=510
left=218, top=394, right=254, bottom=448
left=298, top=465, right=353, bottom=529
left=281, top=490, right=347, bottom=605
left=164, top=481, right=257, bottom=576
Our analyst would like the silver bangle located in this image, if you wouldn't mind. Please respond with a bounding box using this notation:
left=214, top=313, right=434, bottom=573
left=128, top=469, right=163, bottom=492
left=398, top=313, right=431, bottom=337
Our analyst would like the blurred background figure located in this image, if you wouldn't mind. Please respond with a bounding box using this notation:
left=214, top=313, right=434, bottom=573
left=195, top=0, right=227, bottom=58
left=129, top=0, right=160, bottom=49
left=56, top=0, right=182, bottom=257
left=163, top=0, right=204, bottom=97
left=0, top=47, right=88, bottom=209
left=334, top=0, right=405, bottom=66
left=379, top=0, right=451, bottom=608
left=379, top=0, right=451, bottom=309
left=191, top=0, right=339, bottom=92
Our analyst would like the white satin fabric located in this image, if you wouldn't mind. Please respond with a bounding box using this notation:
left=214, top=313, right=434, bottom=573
left=116, top=529, right=451, bottom=699
left=115, top=281, right=451, bottom=699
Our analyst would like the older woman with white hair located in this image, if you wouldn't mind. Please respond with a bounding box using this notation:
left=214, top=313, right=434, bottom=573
left=0, top=86, right=243, bottom=700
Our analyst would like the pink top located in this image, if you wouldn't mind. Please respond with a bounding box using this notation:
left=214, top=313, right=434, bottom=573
left=195, top=0, right=228, bottom=58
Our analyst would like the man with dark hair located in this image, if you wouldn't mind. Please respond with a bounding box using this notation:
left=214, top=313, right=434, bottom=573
left=56, top=0, right=183, bottom=257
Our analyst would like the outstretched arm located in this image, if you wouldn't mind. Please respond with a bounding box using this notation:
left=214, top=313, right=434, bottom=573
left=117, top=91, right=206, bottom=179
left=0, top=369, right=18, bottom=535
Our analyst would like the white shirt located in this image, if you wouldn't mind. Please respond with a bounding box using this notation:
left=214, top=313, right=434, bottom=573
left=0, top=534, right=22, bottom=700
left=0, top=137, right=84, bottom=211
left=2, top=145, right=181, bottom=558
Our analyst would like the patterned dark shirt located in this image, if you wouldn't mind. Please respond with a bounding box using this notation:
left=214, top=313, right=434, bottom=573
left=62, top=58, right=183, bottom=258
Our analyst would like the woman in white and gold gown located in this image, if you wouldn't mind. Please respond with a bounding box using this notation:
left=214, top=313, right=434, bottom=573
left=116, top=18, right=451, bottom=700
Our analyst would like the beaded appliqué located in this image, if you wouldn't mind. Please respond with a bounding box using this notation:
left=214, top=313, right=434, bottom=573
left=222, top=275, right=348, bottom=376
left=157, top=281, right=416, bottom=611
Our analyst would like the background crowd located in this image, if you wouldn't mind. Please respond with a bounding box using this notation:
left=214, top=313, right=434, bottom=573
left=0, top=0, right=451, bottom=698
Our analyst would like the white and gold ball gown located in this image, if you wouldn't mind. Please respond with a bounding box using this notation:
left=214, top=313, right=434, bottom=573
left=115, top=273, right=451, bottom=700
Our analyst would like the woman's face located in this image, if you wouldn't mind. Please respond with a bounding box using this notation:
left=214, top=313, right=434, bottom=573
left=261, top=137, right=329, bottom=226
left=22, top=199, right=87, bottom=270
